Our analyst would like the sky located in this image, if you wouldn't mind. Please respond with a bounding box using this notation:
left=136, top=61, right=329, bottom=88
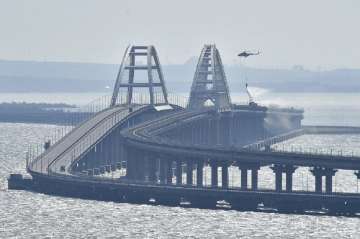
left=1, top=0, right=360, bottom=69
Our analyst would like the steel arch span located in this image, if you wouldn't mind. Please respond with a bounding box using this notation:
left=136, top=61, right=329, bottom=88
left=187, top=44, right=231, bottom=111
left=111, top=45, right=169, bottom=107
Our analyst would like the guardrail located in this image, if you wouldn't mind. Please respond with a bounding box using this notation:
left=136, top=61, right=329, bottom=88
left=271, top=145, right=357, bottom=158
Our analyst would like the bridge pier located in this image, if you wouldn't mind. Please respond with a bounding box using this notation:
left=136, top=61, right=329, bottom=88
left=106, top=136, right=112, bottom=166
left=112, top=132, right=119, bottom=167
left=238, top=164, right=260, bottom=190
left=275, top=168, right=282, bottom=192
left=240, top=168, right=248, bottom=190
left=166, top=160, right=173, bottom=184
left=127, top=149, right=144, bottom=181
left=186, top=160, right=194, bottom=185
left=311, top=167, right=337, bottom=193
left=125, top=148, right=136, bottom=180
left=85, top=148, right=94, bottom=170
left=112, top=130, right=120, bottom=167
left=251, top=168, right=259, bottom=191
left=148, top=156, right=157, bottom=183
left=285, top=166, right=297, bottom=192
left=102, top=141, right=108, bottom=166
left=176, top=159, right=182, bottom=185
left=135, top=152, right=146, bottom=181
left=159, top=158, right=167, bottom=184
left=210, top=162, right=218, bottom=187
left=325, top=173, right=333, bottom=193
left=221, top=162, right=229, bottom=188
left=271, top=164, right=297, bottom=192
left=314, top=173, right=322, bottom=193
left=196, top=160, right=204, bottom=187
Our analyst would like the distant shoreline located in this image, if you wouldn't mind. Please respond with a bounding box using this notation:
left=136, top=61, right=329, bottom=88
left=0, top=102, right=89, bottom=125
left=1, top=60, right=360, bottom=93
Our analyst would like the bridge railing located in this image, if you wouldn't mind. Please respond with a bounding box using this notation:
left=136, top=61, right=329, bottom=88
left=270, top=145, right=357, bottom=158
left=242, top=129, right=305, bottom=150
left=243, top=141, right=357, bottom=158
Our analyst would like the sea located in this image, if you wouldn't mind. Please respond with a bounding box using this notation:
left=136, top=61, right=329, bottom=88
left=1, top=91, right=360, bottom=238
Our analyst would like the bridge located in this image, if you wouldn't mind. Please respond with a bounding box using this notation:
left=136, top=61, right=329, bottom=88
left=9, top=44, right=360, bottom=216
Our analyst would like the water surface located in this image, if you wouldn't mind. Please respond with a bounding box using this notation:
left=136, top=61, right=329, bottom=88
left=1, top=92, right=360, bottom=238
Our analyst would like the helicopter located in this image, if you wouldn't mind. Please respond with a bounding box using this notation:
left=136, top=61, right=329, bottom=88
left=237, top=50, right=261, bottom=58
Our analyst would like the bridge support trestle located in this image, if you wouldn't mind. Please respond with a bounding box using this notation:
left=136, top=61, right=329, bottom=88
left=311, top=167, right=337, bottom=193
left=271, top=164, right=297, bottom=192
left=238, top=164, right=260, bottom=190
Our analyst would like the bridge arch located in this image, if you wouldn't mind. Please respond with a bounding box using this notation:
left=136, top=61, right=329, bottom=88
left=111, top=45, right=169, bottom=107
left=187, top=44, right=231, bottom=111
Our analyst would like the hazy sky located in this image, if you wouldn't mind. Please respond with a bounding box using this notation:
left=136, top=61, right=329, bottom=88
left=1, top=0, right=359, bottom=69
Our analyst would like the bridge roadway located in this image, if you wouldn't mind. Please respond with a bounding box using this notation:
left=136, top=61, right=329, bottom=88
left=25, top=104, right=360, bottom=214
left=28, top=104, right=147, bottom=175
left=29, top=104, right=360, bottom=177
left=124, top=111, right=360, bottom=170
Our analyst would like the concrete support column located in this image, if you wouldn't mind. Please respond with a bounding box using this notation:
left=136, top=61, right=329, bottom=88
left=148, top=157, right=157, bottom=183
left=125, top=148, right=135, bottom=180
left=159, top=159, right=166, bottom=184
left=238, top=164, right=260, bottom=191
left=221, top=163, right=229, bottom=188
left=272, top=164, right=297, bottom=192
left=275, top=169, right=282, bottom=192
left=211, top=162, right=218, bottom=187
left=285, top=166, right=297, bottom=192
left=311, top=167, right=337, bottom=193
left=325, top=174, right=332, bottom=193
left=196, top=160, right=204, bottom=187
left=166, top=160, right=173, bottom=184
left=87, top=148, right=95, bottom=170
left=325, top=169, right=337, bottom=193
left=241, top=168, right=248, bottom=190
left=315, top=174, right=322, bottom=193
left=175, top=159, right=182, bottom=185
left=186, top=160, right=193, bottom=185
left=135, top=152, right=145, bottom=181
left=285, top=171, right=293, bottom=192
left=114, top=131, right=120, bottom=166
left=140, top=157, right=147, bottom=181
left=251, top=168, right=259, bottom=191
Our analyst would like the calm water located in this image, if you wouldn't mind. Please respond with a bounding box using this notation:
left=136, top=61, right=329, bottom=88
left=1, top=92, right=360, bottom=238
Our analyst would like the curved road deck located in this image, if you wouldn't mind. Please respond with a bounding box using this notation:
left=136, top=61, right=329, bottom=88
left=29, top=105, right=145, bottom=175
left=124, top=111, right=360, bottom=170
